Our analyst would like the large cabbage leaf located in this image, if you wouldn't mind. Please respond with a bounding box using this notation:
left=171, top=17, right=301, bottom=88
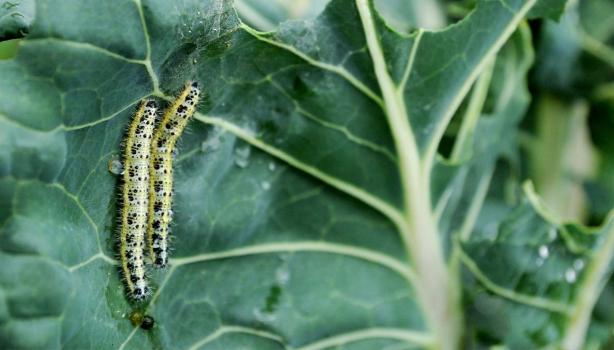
left=4, top=1, right=613, bottom=350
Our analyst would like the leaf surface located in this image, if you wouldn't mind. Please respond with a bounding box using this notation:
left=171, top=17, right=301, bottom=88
left=0, top=1, right=593, bottom=349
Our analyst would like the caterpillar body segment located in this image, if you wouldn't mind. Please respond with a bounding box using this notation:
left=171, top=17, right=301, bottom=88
left=119, top=100, right=157, bottom=300
left=147, top=82, right=201, bottom=268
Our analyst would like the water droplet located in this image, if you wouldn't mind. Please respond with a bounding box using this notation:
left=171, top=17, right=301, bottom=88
left=573, top=259, right=585, bottom=271
left=268, top=162, right=276, bottom=171
left=548, top=227, right=557, bottom=241
left=536, top=257, right=545, bottom=267
left=261, top=181, right=271, bottom=191
left=192, top=58, right=197, bottom=64
left=565, top=268, right=577, bottom=283
left=201, top=137, right=221, bottom=153
left=276, top=266, right=289, bottom=285
left=108, top=157, right=124, bottom=175
left=234, top=145, right=251, bottom=168
left=277, top=253, right=290, bottom=262
left=253, top=308, right=276, bottom=322
left=243, top=120, right=258, bottom=137
left=538, top=245, right=549, bottom=259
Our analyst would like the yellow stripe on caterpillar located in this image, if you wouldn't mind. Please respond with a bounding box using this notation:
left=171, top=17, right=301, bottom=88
left=120, top=99, right=157, bottom=300
left=147, top=81, right=200, bottom=268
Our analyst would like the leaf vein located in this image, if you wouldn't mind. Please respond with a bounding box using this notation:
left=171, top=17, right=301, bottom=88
left=191, top=113, right=406, bottom=229
left=398, top=29, right=423, bottom=92
left=170, top=241, right=415, bottom=284
left=187, top=325, right=286, bottom=350
left=240, top=23, right=384, bottom=108
left=295, top=327, right=433, bottom=350
left=458, top=246, right=572, bottom=314
left=268, top=79, right=397, bottom=162
left=22, top=38, right=145, bottom=63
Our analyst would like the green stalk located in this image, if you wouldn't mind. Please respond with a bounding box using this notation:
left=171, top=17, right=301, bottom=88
left=356, top=1, right=461, bottom=348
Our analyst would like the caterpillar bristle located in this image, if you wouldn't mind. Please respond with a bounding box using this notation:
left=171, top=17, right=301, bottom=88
left=118, top=99, right=158, bottom=301
left=146, top=81, right=200, bottom=269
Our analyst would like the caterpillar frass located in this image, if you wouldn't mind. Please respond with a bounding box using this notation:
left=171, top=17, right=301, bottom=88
left=119, top=100, right=157, bottom=300
left=147, top=81, right=201, bottom=268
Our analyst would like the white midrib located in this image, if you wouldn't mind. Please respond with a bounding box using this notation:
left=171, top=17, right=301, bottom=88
left=355, top=1, right=460, bottom=349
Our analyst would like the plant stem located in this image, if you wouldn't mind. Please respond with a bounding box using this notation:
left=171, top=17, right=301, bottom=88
left=450, top=57, right=495, bottom=162
left=356, top=1, right=461, bottom=349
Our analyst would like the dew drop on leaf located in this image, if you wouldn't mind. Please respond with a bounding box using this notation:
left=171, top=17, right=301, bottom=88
left=548, top=227, right=557, bottom=241
left=261, top=181, right=271, bottom=191
left=268, top=162, right=276, bottom=171
left=573, top=259, right=585, bottom=271
left=538, top=245, right=549, bottom=259
left=234, top=144, right=251, bottom=168
left=107, top=156, right=123, bottom=175
left=201, top=137, right=221, bottom=153
left=565, top=268, right=577, bottom=283
left=276, top=266, right=289, bottom=285
left=253, top=308, right=276, bottom=322
left=536, top=257, right=545, bottom=267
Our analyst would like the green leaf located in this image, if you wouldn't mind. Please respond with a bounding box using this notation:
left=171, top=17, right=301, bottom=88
left=461, top=183, right=614, bottom=348
left=433, top=22, right=534, bottom=255
left=237, top=0, right=568, bottom=35
left=234, top=0, right=446, bottom=33
left=526, top=0, right=567, bottom=21
left=534, top=0, right=614, bottom=96
left=373, top=0, right=446, bottom=32
left=529, top=1, right=614, bottom=345
left=234, top=0, right=330, bottom=31
left=0, top=38, right=19, bottom=59
left=1, top=0, right=593, bottom=349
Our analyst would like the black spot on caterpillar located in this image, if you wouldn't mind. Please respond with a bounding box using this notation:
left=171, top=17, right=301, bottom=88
left=119, top=100, right=157, bottom=300
left=147, top=82, right=201, bottom=268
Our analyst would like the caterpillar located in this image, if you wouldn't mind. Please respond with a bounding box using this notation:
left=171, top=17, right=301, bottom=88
left=147, top=81, right=201, bottom=268
left=119, top=99, right=157, bottom=300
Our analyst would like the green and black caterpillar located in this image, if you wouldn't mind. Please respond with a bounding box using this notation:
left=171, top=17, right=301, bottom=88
left=119, top=100, right=157, bottom=300
left=148, top=82, right=201, bottom=268
left=118, top=82, right=200, bottom=300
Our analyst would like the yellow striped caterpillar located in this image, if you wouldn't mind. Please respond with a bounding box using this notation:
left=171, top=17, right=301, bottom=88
left=119, top=99, right=157, bottom=300
left=147, top=82, right=201, bottom=268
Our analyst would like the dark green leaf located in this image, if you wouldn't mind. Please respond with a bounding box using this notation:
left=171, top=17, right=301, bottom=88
left=3, top=0, right=602, bottom=349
